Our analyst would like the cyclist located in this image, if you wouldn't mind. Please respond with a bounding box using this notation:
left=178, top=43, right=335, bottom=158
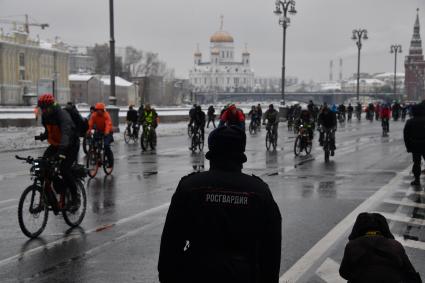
left=263, top=104, right=279, bottom=137
left=347, top=103, right=354, bottom=122
left=355, top=102, right=362, bottom=120
left=380, top=103, right=391, bottom=135
left=248, top=105, right=259, bottom=129
left=318, top=103, right=337, bottom=156
left=207, top=105, right=216, bottom=128
left=193, top=106, right=206, bottom=139
left=219, top=104, right=245, bottom=129
left=256, top=103, right=263, bottom=122
left=188, top=104, right=197, bottom=128
left=37, top=94, right=80, bottom=209
left=375, top=103, right=381, bottom=121
left=296, top=109, right=314, bottom=142
left=87, top=103, right=114, bottom=169
left=392, top=101, right=401, bottom=121
left=337, top=103, right=346, bottom=122
left=139, top=103, right=159, bottom=132
left=126, top=105, right=139, bottom=137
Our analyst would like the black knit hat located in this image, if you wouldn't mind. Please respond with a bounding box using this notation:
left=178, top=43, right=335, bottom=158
left=205, top=125, right=247, bottom=163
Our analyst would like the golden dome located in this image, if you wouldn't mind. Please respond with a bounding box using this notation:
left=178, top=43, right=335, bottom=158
left=210, top=31, right=234, bottom=43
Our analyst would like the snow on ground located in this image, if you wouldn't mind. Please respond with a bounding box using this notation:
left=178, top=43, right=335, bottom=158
left=0, top=122, right=189, bottom=153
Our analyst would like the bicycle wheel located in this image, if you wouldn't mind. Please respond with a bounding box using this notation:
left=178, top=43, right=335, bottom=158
left=82, top=136, right=89, bottom=154
left=249, top=122, right=254, bottom=134
left=191, top=133, right=198, bottom=152
left=265, top=132, right=271, bottom=150
left=103, top=151, right=114, bottom=175
left=141, top=132, right=149, bottom=151
left=272, top=132, right=278, bottom=151
left=198, top=134, right=204, bottom=151
left=187, top=125, right=194, bottom=138
left=86, top=148, right=99, bottom=178
left=294, top=136, right=302, bottom=156
left=150, top=130, right=157, bottom=150
left=63, top=180, right=87, bottom=227
left=305, top=138, right=312, bottom=155
left=18, top=185, right=48, bottom=239
left=124, top=128, right=131, bottom=144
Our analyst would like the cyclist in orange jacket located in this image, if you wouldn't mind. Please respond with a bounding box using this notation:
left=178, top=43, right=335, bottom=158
left=87, top=103, right=114, bottom=168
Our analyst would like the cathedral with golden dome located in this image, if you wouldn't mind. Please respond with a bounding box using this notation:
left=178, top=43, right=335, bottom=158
left=189, top=16, right=254, bottom=92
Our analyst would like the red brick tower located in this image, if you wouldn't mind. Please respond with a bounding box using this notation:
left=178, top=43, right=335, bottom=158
left=405, top=9, right=425, bottom=101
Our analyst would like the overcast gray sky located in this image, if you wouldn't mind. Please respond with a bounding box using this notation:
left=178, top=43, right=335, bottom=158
left=1, top=0, right=424, bottom=82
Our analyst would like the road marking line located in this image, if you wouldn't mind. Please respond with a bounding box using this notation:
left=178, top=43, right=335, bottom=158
left=383, top=199, right=425, bottom=209
left=315, top=258, right=344, bottom=283
left=0, top=205, right=16, bottom=213
left=0, top=199, right=16, bottom=205
left=395, top=190, right=425, bottom=197
left=279, top=167, right=409, bottom=283
left=394, top=236, right=425, bottom=251
left=376, top=212, right=425, bottom=227
left=0, top=202, right=170, bottom=268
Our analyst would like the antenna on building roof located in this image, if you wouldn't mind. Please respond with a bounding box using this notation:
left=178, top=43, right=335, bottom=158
left=220, top=15, right=224, bottom=30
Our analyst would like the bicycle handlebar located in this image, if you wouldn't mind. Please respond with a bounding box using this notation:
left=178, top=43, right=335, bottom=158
left=15, top=155, right=33, bottom=163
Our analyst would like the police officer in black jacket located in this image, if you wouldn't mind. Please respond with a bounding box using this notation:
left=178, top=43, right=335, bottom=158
left=404, top=104, right=425, bottom=186
left=158, top=126, right=282, bottom=283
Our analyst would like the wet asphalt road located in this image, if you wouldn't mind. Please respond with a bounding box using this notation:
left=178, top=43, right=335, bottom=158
left=0, top=118, right=424, bottom=283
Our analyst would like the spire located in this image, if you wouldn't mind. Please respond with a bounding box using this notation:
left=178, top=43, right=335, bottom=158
left=409, top=8, right=423, bottom=57
left=220, top=15, right=224, bottom=31
left=243, top=43, right=250, bottom=55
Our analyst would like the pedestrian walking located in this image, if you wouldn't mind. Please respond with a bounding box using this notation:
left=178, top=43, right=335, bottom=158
left=158, top=125, right=282, bottom=283
left=207, top=105, right=216, bottom=128
left=340, top=212, right=421, bottom=283
left=403, top=104, right=425, bottom=186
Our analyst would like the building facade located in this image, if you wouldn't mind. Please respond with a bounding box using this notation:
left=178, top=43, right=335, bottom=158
left=69, top=53, right=95, bottom=74
left=189, top=19, right=255, bottom=93
left=405, top=9, right=425, bottom=101
left=69, top=74, right=104, bottom=106
left=0, top=30, right=70, bottom=105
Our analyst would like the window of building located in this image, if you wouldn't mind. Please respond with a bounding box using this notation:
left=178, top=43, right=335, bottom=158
left=194, top=78, right=198, bottom=84
left=227, top=77, right=230, bottom=85
left=19, top=53, right=25, bottom=67
left=204, top=78, right=207, bottom=85
left=216, top=77, right=218, bottom=84
left=19, top=70, right=25, bottom=80
left=235, top=68, right=238, bottom=73
left=246, top=59, right=249, bottom=64
left=227, top=51, right=229, bottom=58
left=222, top=51, right=225, bottom=58
left=244, top=78, right=247, bottom=84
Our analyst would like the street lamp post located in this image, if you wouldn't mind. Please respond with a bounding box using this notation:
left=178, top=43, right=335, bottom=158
left=390, top=44, right=402, bottom=101
left=274, top=0, right=297, bottom=106
left=351, top=29, right=368, bottom=102
left=108, top=0, right=119, bottom=132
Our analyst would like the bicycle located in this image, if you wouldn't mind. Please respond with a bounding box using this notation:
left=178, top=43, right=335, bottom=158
left=82, top=134, right=91, bottom=155
left=347, top=112, right=353, bottom=123
left=141, top=123, right=157, bottom=151
left=124, top=122, right=139, bottom=144
left=382, top=118, right=389, bottom=137
left=86, top=131, right=114, bottom=178
left=338, top=113, right=346, bottom=126
left=355, top=110, right=361, bottom=121
left=190, top=126, right=204, bottom=152
left=16, top=155, right=87, bottom=238
left=187, top=123, right=194, bottom=138
left=265, top=123, right=278, bottom=151
left=294, top=124, right=312, bottom=156
left=249, top=118, right=258, bottom=135
left=321, top=128, right=335, bottom=163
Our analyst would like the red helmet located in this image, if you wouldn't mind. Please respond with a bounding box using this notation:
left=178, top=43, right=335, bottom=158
left=37, top=93, right=55, bottom=108
left=95, top=102, right=106, bottom=111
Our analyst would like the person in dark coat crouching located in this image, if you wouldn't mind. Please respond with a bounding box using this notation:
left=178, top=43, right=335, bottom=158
left=340, top=212, right=421, bottom=283
left=404, top=104, right=425, bottom=186
left=158, top=125, right=282, bottom=283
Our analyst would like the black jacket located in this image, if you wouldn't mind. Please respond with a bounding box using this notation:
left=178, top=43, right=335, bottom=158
left=126, top=109, right=138, bottom=123
left=41, top=106, right=77, bottom=151
left=318, top=111, right=337, bottom=129
left=404, top=117, right=425, bottom=153
left=158, top=167, right=282, bottom=283
left=340, top=235, right=420, bottom=283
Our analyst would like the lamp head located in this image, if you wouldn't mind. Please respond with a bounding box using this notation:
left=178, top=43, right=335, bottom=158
left=274, top=0, right=282, bottom=15
left=362, top=30, right=368, bottom=40
left=289, top=4, right=297, bottom=15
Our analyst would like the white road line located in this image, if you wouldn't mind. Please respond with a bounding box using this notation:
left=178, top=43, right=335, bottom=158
left=395, top=190, right=425, bottom=197
left=377, top=212, right=425, bottom=227
left=0, top=202, right=170, bottom=268
left=279, top=167, right=409, bottom=283
left=0, top=205, right=16, bottom=213
left=315, top=258, right=345, bottom=283
left=394, top=236, right=425, bottom=251
left=384, top=199, right=425, bottom=209
left=0, top=199, right=16, bottom=205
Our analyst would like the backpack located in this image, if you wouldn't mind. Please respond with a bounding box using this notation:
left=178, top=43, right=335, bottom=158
left=64, top=106, right=89, bottom=137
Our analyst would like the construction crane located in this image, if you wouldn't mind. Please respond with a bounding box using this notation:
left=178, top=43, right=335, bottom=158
left=0, top=14, right=48, bottom=33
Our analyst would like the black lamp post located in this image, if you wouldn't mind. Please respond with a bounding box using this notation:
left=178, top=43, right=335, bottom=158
left=274, top=0, right=297, bottom=106
left=390, top=44, right=402, bottom=101
left=352, top=29, right=368, bottom=102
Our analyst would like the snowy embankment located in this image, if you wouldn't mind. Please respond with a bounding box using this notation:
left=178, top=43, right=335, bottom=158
left=0, top=122, right=188, bottom=153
